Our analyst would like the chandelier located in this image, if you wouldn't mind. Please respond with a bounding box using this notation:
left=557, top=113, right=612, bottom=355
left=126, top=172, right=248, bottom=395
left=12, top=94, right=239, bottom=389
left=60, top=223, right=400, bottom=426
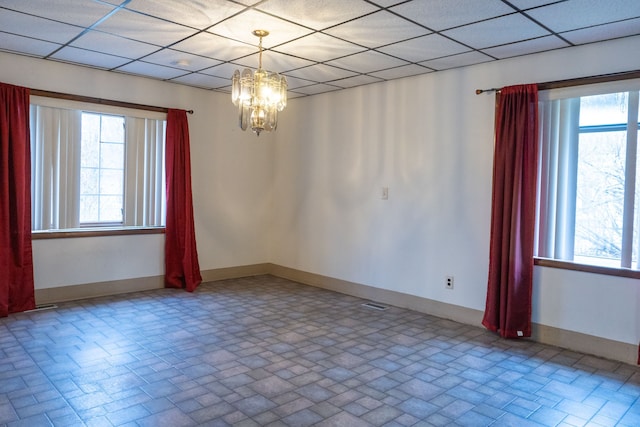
left=231, top=30, right=287, bottom=136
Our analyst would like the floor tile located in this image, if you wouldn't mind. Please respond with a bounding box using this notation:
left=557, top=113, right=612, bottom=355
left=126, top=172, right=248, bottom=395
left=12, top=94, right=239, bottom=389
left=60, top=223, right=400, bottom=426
left=0, top=275, right=638, bottom=426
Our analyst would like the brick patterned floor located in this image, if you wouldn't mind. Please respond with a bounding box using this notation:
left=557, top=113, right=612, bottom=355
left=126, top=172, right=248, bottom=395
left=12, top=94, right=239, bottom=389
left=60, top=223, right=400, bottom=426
left=1, top=275, right=638, bottom=426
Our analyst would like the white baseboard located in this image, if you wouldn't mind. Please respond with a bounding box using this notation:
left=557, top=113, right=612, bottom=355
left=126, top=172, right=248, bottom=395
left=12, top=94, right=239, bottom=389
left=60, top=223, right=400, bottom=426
left=267, top=264, right=484, bottom=326
left=35, top=275, right=165, bottom=305
left=34, top=263, right=638, bottom=366
left=34, top=263, right=270, bottom=305
left=201, top=263, right=271, bottom=282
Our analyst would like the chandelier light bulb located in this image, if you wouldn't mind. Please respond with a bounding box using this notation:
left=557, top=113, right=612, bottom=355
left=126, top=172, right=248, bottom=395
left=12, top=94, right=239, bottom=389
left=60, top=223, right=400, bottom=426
left=231, top=30, right=287, bottom=136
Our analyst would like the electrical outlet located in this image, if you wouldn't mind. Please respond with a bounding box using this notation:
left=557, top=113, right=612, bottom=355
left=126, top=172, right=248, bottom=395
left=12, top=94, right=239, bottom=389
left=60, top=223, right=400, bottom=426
left=445, top=276, right=454, bottom=289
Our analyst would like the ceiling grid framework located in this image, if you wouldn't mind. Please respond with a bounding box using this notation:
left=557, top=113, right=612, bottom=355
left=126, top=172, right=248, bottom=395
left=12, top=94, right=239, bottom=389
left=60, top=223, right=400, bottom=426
left=0, top=0, right=639, bottom=98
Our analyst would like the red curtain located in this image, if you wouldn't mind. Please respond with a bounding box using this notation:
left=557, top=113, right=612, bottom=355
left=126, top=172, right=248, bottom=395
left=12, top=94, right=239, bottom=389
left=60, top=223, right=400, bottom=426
left=482, top=84, right=539, bottom=338
left=0, top=83, right=36, bottom=317
left=165, top=109, right=202, bottom=292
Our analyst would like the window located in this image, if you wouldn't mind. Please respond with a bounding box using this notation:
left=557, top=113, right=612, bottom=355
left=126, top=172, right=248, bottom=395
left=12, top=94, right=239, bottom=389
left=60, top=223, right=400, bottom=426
left=536, top=81, right=640, bottom=270
left=80, top=113, right=125, bottom=224
left=30, top=97, right=166, bottom=231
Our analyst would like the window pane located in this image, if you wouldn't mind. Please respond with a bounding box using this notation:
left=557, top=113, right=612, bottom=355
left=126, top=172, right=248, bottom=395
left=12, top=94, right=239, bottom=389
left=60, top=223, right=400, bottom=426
left=99, top=195, right=123, bottom=222
left=80, top=195, right=99, bottom=223
left=579, top=92, right=628, bottom=127
left=574, top=131, right=626, bottom=265
left=81, top=168, right=99, bottom=194
left=81, top=113, right=100, bottom=168
left=100, top=169, right=123, bottom=195
left=101, top=115, right=124, bottom=143
left=100, top=142, right=124, bottom=169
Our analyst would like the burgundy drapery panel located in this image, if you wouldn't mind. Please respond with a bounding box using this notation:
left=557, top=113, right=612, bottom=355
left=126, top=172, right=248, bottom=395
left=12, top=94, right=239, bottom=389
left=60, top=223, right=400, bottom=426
left=0, top=82, right=36, bottom=317
left=482, top=84, right=539, bottom=339
left=165, top=109, right=202, bottom=292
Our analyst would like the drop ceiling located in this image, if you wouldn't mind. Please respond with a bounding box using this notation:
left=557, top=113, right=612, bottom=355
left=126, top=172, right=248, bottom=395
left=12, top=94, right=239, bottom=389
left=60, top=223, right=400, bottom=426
left=1, top=0, right=639, bottom=98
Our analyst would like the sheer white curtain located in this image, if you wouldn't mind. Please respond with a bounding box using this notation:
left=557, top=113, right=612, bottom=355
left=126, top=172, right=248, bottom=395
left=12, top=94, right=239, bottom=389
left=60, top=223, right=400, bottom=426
left=30, top=105, right=82, bottom=230
left=124, top=117, right=166, bottom=227
left=535, top=97, right=580, bottom=260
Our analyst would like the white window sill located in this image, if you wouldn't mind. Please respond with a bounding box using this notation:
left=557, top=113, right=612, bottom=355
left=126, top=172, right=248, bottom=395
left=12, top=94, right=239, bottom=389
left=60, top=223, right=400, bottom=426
left=534, top=257, right=640, bottom=279
left=32, top=227, right=165, bottom=239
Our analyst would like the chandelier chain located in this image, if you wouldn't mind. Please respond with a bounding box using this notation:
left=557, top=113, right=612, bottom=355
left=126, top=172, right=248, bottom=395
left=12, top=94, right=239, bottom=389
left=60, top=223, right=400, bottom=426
left=258, top=35, right=263, bottom=69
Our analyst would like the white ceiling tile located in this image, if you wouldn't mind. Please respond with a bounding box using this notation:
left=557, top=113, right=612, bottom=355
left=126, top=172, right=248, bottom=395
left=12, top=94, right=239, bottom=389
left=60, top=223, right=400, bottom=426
left=122, top=0, right=245, bottom=30
left=526, top=0, right=640, bottom=33
left=3, top=0, right=638, bottom=98
left=368, top=64, right=432, bottom=80
left=207, top=9, right=312, bottom=47
left=285, top=64, right=357, bottom=82
left=442, top=14, right=550, bottom=49
left=368, top=0, right=408, bottom=7
left=0, top=0, right=116, bottom=27
left=0, top=32, right=60, bottom=57
left=390, top=0, right=516, bottom=31
left=51, top=46, right=131, bottom=69
left=170, top=73, right=229, bottom=89
left=278, top=75, right=315, bottom=90
left=507, top=0, right=565, bottom=8
left=142, top=49, right=222, bottom=71
left=274, top=32, right=365, bottom=63
left=71, top=30, right=159, bottom=59
left=229, top=50, right=315, bottom=73
left=94, top=8, right=197, bottom=46
left=171, top=32, right=255, bottom=62
left=561, top=18, right=640, bottom=45
left=325, top=51, right=409, bottom=74
left=419, top=51, right=494, bottom=70
left=292, top=83, right=342, bottom=95
left=115, top=61, right=189, bottom=79
left=201, top=62, right=246, bottom=79
left=377, top=34, right=469, bottom=63
left=332, top=75, right=384, bottom=88
left=481, top=35, right=569, bottom=59
left=0, top=9, right=84, bottom=44
left=256, top=0, right=379, bottom=31
left=323, top=11, right=429, bottom=49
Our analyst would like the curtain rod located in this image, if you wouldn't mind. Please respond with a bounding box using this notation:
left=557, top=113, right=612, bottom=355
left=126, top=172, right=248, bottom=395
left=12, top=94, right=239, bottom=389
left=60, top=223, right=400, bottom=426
left=30, top=88, right=194, bottom=114
left=475, top=69, right=640, bottom=95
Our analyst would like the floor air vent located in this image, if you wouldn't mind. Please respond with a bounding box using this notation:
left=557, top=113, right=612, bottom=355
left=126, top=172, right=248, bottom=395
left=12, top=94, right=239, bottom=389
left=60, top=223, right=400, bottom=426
left=361, top=302, right=388, bottom=311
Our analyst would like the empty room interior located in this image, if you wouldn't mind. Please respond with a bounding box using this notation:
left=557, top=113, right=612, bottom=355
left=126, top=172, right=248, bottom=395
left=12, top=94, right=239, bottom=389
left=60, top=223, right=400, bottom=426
left=1, top=0, right=640, bottom=426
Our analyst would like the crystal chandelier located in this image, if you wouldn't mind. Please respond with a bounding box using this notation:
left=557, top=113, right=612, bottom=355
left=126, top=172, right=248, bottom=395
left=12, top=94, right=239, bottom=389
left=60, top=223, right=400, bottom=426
left=231, top=30, right=287, bottom=136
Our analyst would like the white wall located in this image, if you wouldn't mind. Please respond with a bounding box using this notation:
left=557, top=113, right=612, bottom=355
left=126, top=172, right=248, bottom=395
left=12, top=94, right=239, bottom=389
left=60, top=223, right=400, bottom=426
left=1, top=52, right=274, bottom=289
left=2, top=35, right=638, bottom=352
left=271, top=36, right=640, bottom=348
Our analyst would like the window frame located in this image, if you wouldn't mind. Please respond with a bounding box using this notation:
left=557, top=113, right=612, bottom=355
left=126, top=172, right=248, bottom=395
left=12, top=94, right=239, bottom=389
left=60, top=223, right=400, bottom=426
left=29, top=93, right=168, bottom=237
left=534, top=73, right=640, bottom=278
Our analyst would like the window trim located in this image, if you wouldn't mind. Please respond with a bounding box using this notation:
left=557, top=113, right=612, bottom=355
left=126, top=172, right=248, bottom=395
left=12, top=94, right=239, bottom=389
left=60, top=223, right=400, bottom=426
left=510, top=69, right=640, bottom=278
left=25, top=88, right=189, bottom=238
left=30, top=98, right=168, bottom=233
